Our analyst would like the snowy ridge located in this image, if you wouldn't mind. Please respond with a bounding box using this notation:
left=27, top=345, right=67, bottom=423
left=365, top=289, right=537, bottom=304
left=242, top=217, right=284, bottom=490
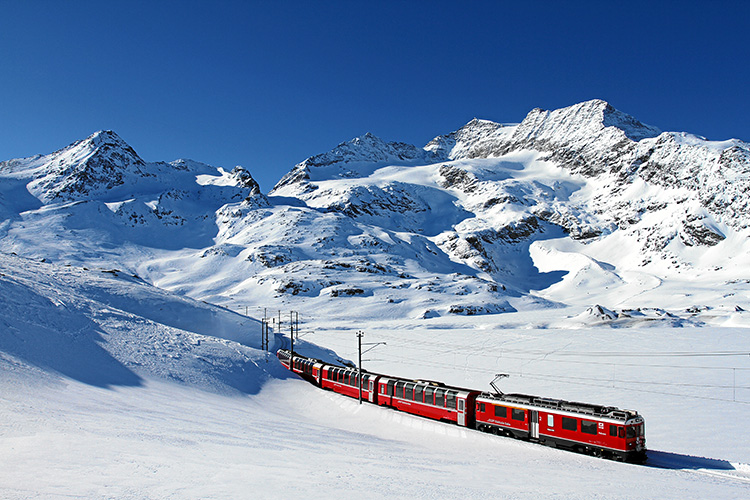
left=20, top=130, right=149, bottom=202
left=424, top=117, right=516, bottom=160
left=272, top=132, right=439, bottom=194
left=0, top=252, right=268, bottom=393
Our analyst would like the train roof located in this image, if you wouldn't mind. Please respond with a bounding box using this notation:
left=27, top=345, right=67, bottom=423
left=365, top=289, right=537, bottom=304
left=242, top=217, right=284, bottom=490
left=478, top=392, right=640, bottom=421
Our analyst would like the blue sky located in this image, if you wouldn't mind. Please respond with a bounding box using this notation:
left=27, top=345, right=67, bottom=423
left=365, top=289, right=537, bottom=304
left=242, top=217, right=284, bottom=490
left=1, top=0, right=748, bottom=191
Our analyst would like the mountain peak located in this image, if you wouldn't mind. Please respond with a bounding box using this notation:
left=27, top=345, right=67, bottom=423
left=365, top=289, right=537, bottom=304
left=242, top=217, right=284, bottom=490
left=60, top=130, right=145, bottom=169
left=303, top=132, right=425, bottom=168
left=519, top=99, right=661, bottom=143
left=271, top=132, right=434, bottom=192
left=25, top=130, right=148, bottom=202
left=424, top=117, right=511, bottom=160
left=86, top=129, right=128, bottom=145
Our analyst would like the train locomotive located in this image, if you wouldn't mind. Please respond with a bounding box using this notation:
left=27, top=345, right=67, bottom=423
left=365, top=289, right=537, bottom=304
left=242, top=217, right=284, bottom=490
left=277, top=349, right=646, bottom=463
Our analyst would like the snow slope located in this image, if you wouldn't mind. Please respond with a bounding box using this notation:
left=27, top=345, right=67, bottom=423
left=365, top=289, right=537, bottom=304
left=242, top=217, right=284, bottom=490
left=0, top=253, right=268, bottom=393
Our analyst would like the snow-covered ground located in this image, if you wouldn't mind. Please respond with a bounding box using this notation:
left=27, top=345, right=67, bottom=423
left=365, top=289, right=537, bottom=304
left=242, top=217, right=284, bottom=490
left=2, top=254, right=750, bottom=499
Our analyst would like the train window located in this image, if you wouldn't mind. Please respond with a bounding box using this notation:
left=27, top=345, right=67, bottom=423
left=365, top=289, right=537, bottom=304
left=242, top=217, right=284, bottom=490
left=405, top=383, right=415, bottom=400
left=512, top=409, right=525, bottom=421
left=581, top=421, right=597, bottom=435
left=395, top=381, right=405, bottom=398
left=494, top=405, right=507, bottom=418
left=479, top=402, right=486, bottom=412
left=446, top=392, right=456, bottom=410
left=424, top=387, right=434, bottom=405
left=626, top=426, right=636, bottom=439
left=387, top=380, right=395, bottom=396
left=610, top=425, right=619, bottom=437
left=435, top=389, right=445, bottom=407
left=562, top=417, right=577, bottom=431
left=547, top=415, right=554, bottom=427
left=414, top=385, right=423, bottom=403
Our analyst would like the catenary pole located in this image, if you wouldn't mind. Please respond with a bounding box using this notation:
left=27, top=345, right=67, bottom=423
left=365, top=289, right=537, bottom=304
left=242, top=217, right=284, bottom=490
left=290, top=311, right=294, bottom=358
left=357, top=331, right=364, bottom=404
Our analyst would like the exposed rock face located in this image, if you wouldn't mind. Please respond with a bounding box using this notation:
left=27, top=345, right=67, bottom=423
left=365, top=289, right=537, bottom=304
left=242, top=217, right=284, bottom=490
left=10, top=130, right=148, bottom=202
left=272, top=132, right=440, bottom=194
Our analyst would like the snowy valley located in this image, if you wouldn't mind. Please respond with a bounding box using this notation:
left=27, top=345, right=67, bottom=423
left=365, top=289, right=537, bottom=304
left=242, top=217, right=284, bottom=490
left=2, top=99, right=750, bottom=498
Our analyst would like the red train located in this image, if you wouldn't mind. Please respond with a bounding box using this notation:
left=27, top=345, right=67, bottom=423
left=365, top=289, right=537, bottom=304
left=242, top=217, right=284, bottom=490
left=277, top=349, right=647, bottom=463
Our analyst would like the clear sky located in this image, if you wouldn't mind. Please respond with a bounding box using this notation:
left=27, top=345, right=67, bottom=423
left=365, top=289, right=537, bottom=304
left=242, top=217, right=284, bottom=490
left=1, top=0, right=748, bottom=191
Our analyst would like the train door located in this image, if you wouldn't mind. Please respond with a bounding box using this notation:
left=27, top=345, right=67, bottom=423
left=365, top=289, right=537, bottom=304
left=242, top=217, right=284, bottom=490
left=368, top=379, right=375, bottom=403
left=529, top=410, right=539, bottom=439
left=457, top=398, right=466, bottom=426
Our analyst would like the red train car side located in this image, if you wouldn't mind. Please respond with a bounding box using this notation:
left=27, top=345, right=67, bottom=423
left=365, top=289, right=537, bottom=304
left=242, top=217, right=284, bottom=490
left=475, top=393, right=646, bottom=462
left=375, top=376, right=479, bottom=427
left=276, top=349, right=646, bottom=463
left=321, top=364, right=379, bottom=403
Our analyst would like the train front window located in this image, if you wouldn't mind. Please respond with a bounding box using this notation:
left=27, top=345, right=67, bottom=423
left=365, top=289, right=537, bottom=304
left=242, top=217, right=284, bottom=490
left=626, top=426, right=636, bottom=438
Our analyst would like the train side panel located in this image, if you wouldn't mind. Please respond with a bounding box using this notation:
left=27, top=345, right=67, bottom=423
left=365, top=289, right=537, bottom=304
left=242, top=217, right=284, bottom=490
left=475, top=395, right=646, bottom=461
left=378, top=377, right=478, bottom=427
left=474, top=401, right=530, bottom=438
left=320, top=365, right=378, bottom=402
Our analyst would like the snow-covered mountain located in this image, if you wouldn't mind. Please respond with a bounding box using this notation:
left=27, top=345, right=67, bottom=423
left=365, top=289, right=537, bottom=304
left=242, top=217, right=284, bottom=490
left=2, top=100, right=750, bottom=326
left=4, top=100, right=750, bottom=499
